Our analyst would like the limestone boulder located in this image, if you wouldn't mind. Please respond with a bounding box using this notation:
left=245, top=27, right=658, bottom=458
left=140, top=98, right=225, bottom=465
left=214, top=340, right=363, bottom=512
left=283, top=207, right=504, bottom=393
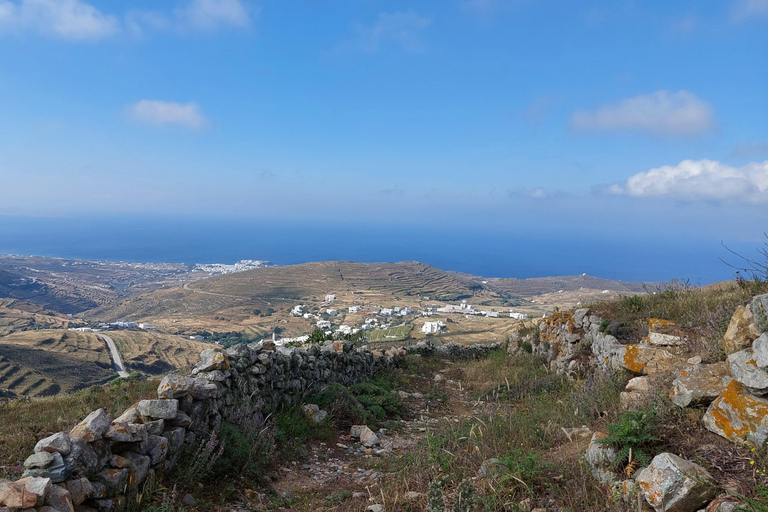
left=585, top=432, right=617, bottom=485
left=648, top=332, right=684, bottom=346
left=138, top=399, right=178, bottom=420
left=144, top=435, right=169, bottom=466
left=703, top=380, right=768, bottom=445
left=23, top=451, right=71, bottom=483
left=301, top=404, right=328, bottom=424
left=18, top=476, right=52, bottom=506
left=193, top=348, right=229, bottom=373
left=64, top=438, right=104, bottom=478
left=0, top=480, right=38, bottom=509
left=122, top=452, right=150, bottom=486
left=70, top=409, right=112, bottom=442
left=752, top=333, right=768, bottom=368
left=35, top=432, right=71, bottom=456
left=573, top=308, right=590, bottom=328
left=635, top=453, right=717, bottom=512
left=104, top=422, right=147, bottom=443
left=626, top=376, right=651, bottom=393
left=728, top=349, right=768, bottom=395
left=157, top=375, right=195, bottom=399
left=670, top=362, right=732, bottom=408
left=190, top=379, right=218, bottom=400
left=24, top=451, right=55, bottom=469
left=93, top=468, right=129, bottom=497
left=45, top=484, right=74, bottom=512
left=751, top=293, right=768, bottom=333
left=64, top=477, right=93, bottom=506
left=723, top=305, right=760, bottom=354
left=113, top=405, right=142, bottom=424
left=593, top=334, right=681, bottom=375
left=359, top=426, right=380, bottom=447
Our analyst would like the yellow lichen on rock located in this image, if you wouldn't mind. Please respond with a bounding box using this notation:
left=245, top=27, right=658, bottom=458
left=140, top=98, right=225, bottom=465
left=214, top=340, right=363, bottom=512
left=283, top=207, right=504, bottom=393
left=703, top=379, right=768, bottom=445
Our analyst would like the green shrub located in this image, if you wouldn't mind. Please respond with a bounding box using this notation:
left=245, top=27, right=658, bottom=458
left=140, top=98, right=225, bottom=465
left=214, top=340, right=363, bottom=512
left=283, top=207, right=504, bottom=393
left=620, top=295, right=646, bottom=313
left=598, top=410, right=660, bottom=469
left=211, top=422, right=251, bottom=476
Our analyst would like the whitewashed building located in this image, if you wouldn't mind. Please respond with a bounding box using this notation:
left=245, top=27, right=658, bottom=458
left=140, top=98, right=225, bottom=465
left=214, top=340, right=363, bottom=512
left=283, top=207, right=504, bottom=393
left=421, top=321, right=446, bottom=334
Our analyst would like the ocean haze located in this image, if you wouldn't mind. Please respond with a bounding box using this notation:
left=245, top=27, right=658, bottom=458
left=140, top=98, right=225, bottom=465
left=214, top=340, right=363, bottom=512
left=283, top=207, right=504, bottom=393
left=0, top=215, right=749, bottom=284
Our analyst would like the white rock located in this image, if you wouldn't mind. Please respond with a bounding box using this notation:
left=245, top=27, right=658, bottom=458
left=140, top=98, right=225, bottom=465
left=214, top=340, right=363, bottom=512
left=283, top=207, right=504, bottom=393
left=626, top=376, right=651, bottom=393
left=635, top=453, right=717, bottom=512
left=359, top=426, right=380, bottom=448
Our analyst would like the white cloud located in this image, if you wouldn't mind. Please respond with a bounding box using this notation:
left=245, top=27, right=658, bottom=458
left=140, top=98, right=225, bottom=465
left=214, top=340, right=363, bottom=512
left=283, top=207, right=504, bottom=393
left=0, top=0, right=252, bottom=40
left=0, top=0, right=119, bottom=40
left=608, top=159, right=768, bottom=202
left=571, top=90, right=715, bottom=136
left=175, top=0, right=250, bottom=31
left=349, top=10, right=431, bottom=53
left=127, top=100, right=207, bottom=130
left=731, top=0, right=768, bottom=23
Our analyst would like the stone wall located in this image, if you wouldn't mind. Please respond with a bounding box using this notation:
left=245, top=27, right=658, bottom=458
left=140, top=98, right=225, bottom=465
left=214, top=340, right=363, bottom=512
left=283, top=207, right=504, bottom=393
left=0, top=340, right=400, bottom=512
left=0, top=339, right=501, bottom=512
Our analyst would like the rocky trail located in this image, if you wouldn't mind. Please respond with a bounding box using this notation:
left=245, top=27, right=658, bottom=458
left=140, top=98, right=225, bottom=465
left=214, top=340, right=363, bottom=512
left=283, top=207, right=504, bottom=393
left=247, top=364, right=485, bottom=511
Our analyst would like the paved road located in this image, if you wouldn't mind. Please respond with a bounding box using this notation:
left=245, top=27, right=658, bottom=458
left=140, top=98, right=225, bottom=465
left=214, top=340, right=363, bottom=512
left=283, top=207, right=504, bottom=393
left=98, top=333, right=130, bottom=378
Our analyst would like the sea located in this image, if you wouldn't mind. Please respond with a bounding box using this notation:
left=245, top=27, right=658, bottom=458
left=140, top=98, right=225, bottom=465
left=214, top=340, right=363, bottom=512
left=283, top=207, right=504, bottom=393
left=0, top=215, right=755, bottom=284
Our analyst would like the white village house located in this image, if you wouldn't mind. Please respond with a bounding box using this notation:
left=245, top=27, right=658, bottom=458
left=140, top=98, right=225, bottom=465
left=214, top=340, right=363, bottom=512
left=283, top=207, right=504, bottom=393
left=421, top=321, right=446, bottom=334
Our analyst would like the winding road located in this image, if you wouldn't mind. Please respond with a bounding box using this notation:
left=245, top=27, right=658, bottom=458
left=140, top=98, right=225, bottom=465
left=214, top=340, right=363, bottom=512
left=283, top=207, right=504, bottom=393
left=98, top=333, right=130, bottom=378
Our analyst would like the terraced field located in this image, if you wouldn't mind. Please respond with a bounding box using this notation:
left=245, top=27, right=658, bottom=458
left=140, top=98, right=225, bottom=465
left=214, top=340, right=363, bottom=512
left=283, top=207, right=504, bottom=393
left=194, top=261, right=489, bottom=300
left=0, top=330, right=115, bottom=398
left=86, top=261, right=498, bottom=326
left=106, top=331, right=210, bottom=375
left=0, top=299, right=70, bottom=337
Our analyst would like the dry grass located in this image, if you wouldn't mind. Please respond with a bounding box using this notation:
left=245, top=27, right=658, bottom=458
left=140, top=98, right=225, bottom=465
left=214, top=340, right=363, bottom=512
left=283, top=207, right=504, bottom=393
left=0, top=329, right=115, bottom=397
left=0, top=377, right=159, bottom=479
left=0, top=298, right=70, bottom=336
left=107, top=331, right=209, bottom=375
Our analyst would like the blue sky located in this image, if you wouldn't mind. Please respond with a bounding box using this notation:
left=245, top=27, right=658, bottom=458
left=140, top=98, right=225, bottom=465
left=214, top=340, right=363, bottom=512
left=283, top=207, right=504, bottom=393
left=0, top=0, right=767, bottom=250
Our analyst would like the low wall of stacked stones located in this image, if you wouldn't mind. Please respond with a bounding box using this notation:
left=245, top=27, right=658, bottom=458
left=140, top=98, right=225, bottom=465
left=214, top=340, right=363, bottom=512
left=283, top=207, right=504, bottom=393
left=1, top=339, right=503, bottom=512
left=0, top=341, right=401, bottom=512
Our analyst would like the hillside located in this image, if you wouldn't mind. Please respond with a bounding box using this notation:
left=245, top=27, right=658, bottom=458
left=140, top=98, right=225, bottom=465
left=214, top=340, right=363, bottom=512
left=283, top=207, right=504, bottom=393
left=483, top=274, right=648, bottom=297
left=87, top=260, right=502, bottom=323
left=0, top=329, right=115, bottom=398
left=106, top=331, right=210, bottom=375
left=0, top=298, right=71, bottom=337
left=193, top=260, right=489, bottom=301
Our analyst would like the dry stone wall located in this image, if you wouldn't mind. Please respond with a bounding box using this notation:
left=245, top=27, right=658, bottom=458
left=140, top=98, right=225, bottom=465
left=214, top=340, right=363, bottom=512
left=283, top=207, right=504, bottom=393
left=0, top=339, right=501, bottom=512
left=0, top=340, right=400, bottom=512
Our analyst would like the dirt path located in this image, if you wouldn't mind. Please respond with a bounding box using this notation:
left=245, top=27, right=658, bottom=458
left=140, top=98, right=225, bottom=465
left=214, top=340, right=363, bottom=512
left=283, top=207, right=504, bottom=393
left=264, top=364, right=484, bottom=508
